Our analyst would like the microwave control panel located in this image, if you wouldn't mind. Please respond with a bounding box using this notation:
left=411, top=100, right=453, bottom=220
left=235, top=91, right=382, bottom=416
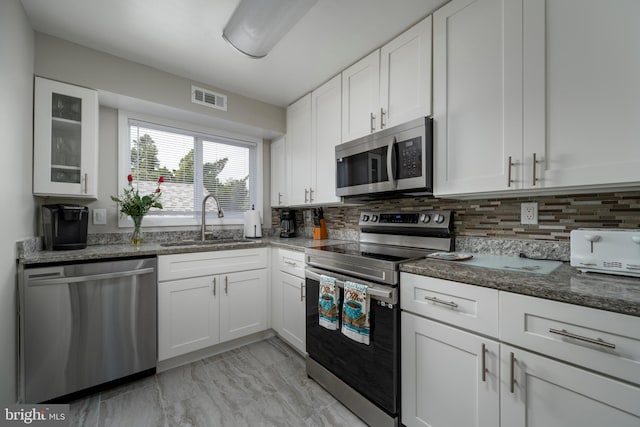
left=397, top=137, right=422, bottom=179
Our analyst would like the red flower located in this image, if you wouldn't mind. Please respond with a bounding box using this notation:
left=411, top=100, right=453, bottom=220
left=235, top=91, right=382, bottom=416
left=158, top=176, right=164, bottom=183
left=156, top=188, right=161, bottom=193
left=127, top=174, right=133, bottom=182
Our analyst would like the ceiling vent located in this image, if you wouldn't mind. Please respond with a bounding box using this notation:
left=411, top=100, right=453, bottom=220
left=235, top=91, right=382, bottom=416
left=191, top=86, right=227, bottom=111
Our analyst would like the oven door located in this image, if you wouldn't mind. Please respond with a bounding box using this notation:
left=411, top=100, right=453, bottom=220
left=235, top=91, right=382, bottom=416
left=305, top=267, right=399, bottom=416
left=335, top=116, right=432, bottom=197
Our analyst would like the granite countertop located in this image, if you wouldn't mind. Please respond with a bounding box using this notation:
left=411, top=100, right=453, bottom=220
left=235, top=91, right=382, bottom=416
left=400, top=257, right=640, bottom=317
left=18, top=236, right=347, bottom=265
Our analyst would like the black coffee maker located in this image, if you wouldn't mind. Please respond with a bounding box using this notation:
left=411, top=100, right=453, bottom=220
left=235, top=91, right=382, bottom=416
left=279, top=209, right=296, bottom=238
left=42, top=204, right=89, bottom=250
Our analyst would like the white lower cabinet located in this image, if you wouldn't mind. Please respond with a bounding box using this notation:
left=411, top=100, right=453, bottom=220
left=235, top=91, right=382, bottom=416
left=158, top=275, right=220, bottom=360
left=158, top=249, right=268, bottom=361
left=401, top=312, right=499, bottom=427
left=401, top=272, right=640, bottom=427
left=271, top=248, right=306, bottom=353
left=501, top=344, right=640, bottom=427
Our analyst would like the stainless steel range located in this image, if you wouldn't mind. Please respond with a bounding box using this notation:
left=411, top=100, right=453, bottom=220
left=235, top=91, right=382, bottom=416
left=305, top=210, right=453, bottom=427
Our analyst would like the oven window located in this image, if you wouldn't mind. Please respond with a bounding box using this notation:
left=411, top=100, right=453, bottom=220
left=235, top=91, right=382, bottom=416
left=336, top=147, right=390, bottom=188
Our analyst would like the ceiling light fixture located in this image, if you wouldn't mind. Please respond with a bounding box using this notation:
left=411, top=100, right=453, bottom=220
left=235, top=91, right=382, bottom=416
left=222, top=0, right=318, bottom=59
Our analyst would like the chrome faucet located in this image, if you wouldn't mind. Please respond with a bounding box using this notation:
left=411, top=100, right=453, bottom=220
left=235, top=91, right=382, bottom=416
left=201, top=193, right=224, bottom=241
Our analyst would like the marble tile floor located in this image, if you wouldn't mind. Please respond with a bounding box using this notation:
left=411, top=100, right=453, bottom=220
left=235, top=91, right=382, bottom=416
left=69, top=337, right=368, bottom=427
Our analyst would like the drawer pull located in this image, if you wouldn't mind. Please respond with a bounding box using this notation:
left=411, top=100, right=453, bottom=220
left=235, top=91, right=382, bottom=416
left=549, top=328, right=616, bottom=349
left=424, top=295, right=458, bottom=309
left=481, top=343, right=487, bottom=382
left=284, top=260, right=298, bottom=267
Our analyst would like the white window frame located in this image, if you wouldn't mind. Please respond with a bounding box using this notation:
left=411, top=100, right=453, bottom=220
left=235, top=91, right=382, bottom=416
left=117, top=110, right=263, bottom=228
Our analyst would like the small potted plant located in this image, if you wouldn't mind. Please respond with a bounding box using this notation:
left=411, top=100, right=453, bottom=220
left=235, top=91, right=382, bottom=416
left=111, top=174, right=163, bottom=245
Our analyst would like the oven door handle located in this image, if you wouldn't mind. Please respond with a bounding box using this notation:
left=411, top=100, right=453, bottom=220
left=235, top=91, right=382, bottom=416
left=305, top=267, right=393, bottom=300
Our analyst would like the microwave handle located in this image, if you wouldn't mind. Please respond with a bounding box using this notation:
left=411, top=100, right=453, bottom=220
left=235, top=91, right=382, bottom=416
left=387, top=137, right=397, bottom=189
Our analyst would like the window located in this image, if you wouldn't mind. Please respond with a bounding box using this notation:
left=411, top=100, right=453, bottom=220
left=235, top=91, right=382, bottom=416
left=118, top=112, right=261, bottom=227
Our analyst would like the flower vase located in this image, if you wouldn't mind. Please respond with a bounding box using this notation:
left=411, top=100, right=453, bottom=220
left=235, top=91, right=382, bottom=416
left=131, top=215, right=144, bottom=246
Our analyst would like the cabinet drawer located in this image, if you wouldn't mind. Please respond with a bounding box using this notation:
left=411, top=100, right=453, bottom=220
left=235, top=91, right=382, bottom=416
left=278, top=249, right=305, bottom=278
left=500, top=292, right=640, bottom=385
left=400, top=273, right=499, bottom=338
left=158, top=248, right=268, bottom=281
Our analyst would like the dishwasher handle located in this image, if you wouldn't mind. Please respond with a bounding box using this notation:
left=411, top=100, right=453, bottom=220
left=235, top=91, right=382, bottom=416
left=27, top=267, right=155, bottom=286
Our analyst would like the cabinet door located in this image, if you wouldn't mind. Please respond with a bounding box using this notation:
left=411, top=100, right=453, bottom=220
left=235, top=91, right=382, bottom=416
left=33, top=77, right=99, bottom=198
left=501, top=344, right=640, bottom=427
left=270, top=136, right=286, bottom=207
left=219, top=269, right=268, bottom=343
left=286, top=94, right=312, bottom=205
left=523, top=0, right=640, bottom=190
left=341, top=50, right=381, bottom=142
left=311, top=74, right=342, bottom=205
left=401, top=312, right=500, bottom=427
left=158, top=276, right=219, bottom=361
left=380, top=16, right=432, bottom=129
left=279, top=271, right=305, bottom=353
left=433, top=0, right=523, bottom=196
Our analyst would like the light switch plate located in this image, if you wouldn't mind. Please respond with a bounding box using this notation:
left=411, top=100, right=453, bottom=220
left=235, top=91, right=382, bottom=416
left=93, top=208, right=107, bottom=225
left=521, top=202, right=538, bottom=225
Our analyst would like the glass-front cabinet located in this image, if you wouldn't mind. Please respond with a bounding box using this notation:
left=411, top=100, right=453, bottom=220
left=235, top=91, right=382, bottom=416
left=33, top=77, right=98, bottom=198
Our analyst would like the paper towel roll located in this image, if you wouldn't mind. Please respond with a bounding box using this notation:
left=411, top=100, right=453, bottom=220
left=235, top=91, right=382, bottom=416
left=244, top=209, right=262, bottom=238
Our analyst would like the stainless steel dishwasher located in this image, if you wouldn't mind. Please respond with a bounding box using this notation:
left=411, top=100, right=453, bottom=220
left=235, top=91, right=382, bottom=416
left=19, top=257, right=157, bottom=403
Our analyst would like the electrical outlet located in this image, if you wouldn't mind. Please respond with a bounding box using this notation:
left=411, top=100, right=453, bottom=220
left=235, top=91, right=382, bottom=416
left=521, top=202, right=538, bottom=225
left=93, top=208, right=107, bottom=225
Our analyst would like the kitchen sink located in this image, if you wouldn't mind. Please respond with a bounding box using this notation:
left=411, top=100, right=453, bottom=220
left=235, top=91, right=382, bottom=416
left=160, top=239, right=259, bottom=247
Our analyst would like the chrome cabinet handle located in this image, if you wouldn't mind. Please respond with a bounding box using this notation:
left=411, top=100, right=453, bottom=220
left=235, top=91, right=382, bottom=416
left=532, top=152, right=539, bottom=186
left=309, top=188, right=314, bottom=203
left=423, top=295, right=458, bottom=309
left=481, top=343, right=487, bottom=382
left=284, top=260, right=297, bottom=267
left=370, top=112, right=376, bottom=133
left=549, top=328, right=616, bottom=349
left=380, top=108, right=386, bottom=129
left=224, top=276, right=228, bottom=295
left=278, top=192, right=282, bottom=205
left=507, top=156, right=513, bottom=187
left=84, top=173, right=88, bottom=194
left=510, top=352, right=516, bottom=393
left=304, top=188, right=309, bottom=203
left=300, top=282, right=305, bottom=302
left=213, top=277, right=216, bottom=296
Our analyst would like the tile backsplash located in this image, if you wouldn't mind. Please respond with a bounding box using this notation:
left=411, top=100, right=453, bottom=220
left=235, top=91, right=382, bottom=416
left=272, top=191, right=640, bottom=241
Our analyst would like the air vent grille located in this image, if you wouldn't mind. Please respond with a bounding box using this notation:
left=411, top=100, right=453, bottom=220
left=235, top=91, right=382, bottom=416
left=191, top=86, right=227, bottom=111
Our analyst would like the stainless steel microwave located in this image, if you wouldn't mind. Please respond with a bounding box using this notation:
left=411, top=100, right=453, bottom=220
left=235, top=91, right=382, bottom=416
left=335, top=116, right=433, bottom=198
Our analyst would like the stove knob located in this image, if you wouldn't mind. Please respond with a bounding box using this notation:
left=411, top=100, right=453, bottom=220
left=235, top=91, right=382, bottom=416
left=371, top=215, right=379, bottom=222
left=421, top=214, right=431, bottom=223
left=434, top=214, right=446, bottom=224
left=362, top=215, right=370, bottom=222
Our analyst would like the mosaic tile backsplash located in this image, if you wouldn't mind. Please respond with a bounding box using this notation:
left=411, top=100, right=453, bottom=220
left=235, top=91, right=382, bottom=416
left=272, top=191, right=640, bottom=241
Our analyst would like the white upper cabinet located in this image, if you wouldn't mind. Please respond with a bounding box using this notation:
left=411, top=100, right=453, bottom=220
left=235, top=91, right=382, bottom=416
left=434, top=0, right=640, bottom=197
left=286, top=75, right=342, bottom=206
left=380, top=16, right=432, bottom=129
left=433, top=0, right=523, bottom=196
left=270, top=136, right=286, bottom=207
left=522, top=0, right=640, bottom=190
left=310, top=74, right=342, bottom=205
left=33, top=77, right=99, bottom=198
left=286, top=94, right=313, bottom=205
left=342, top=16, right=432, bottom=143
left=341, top=50, right=381, bottom=142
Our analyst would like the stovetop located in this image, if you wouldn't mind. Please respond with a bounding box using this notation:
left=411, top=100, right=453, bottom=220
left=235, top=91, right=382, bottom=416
left=305, top=210, right=454, bottom=286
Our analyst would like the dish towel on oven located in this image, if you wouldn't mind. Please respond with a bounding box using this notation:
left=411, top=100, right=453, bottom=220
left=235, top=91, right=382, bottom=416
left=341, top=281, right=370, bottom=345
left=318, top=275, right=340, bottom=330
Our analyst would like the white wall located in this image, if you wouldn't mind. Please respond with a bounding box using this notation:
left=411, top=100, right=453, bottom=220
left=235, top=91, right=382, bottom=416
left=0, top=0, right=35, bottom=404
